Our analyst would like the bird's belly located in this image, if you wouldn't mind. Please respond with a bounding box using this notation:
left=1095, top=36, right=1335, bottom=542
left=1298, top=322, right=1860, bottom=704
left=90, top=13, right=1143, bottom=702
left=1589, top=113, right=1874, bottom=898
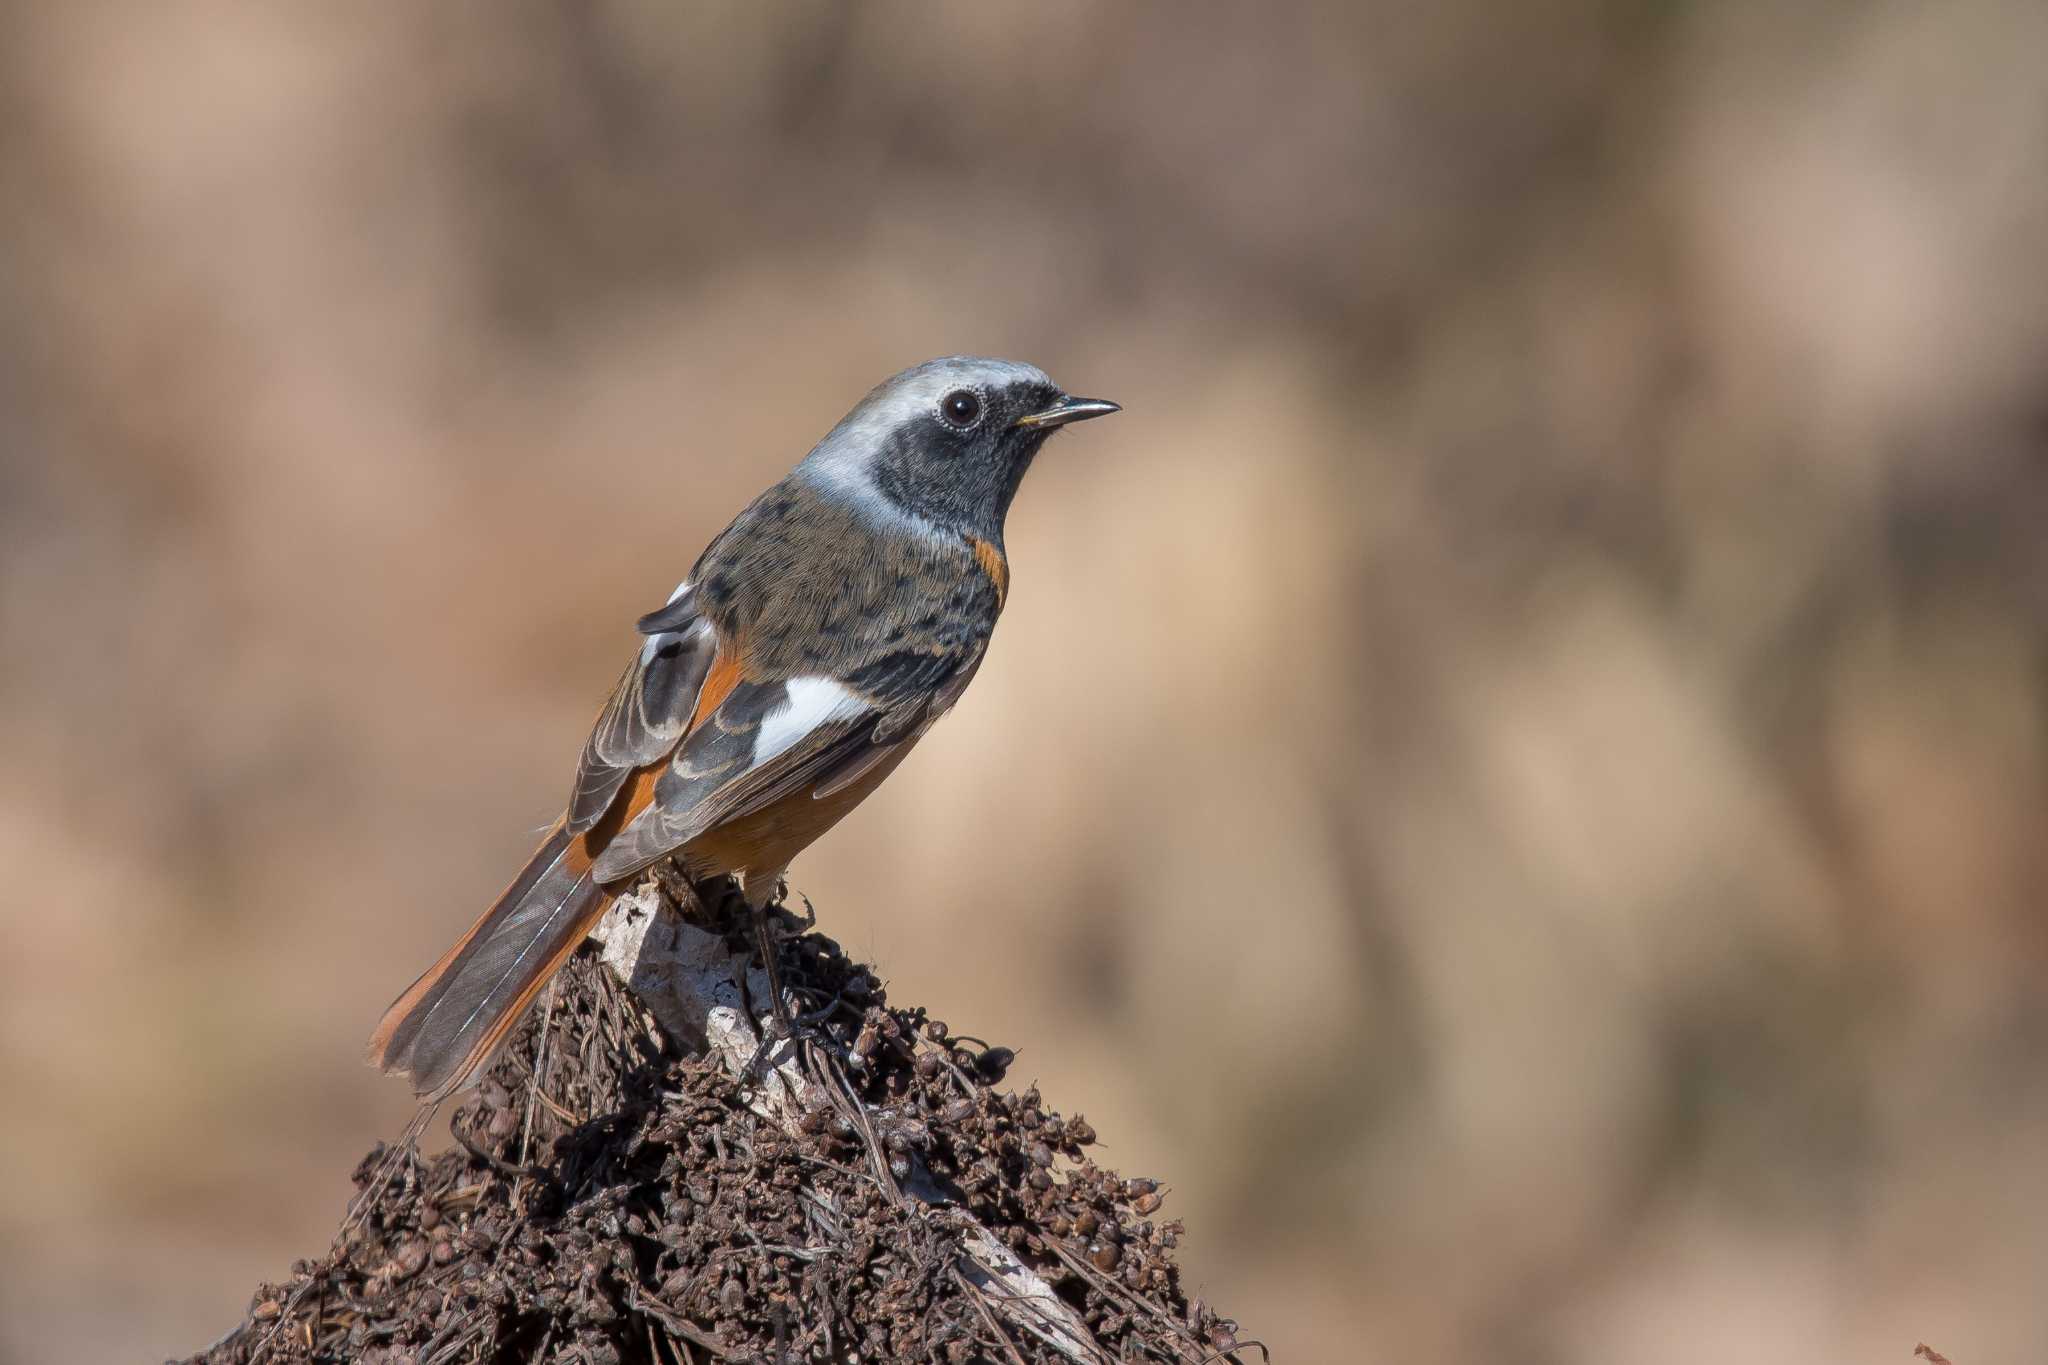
left=681, top=740, right=916, bottom=881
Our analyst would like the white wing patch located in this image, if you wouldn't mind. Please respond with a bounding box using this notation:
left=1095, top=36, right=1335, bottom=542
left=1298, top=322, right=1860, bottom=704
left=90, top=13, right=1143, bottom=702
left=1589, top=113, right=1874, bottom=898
left=754, top=677, right=870, bottom=764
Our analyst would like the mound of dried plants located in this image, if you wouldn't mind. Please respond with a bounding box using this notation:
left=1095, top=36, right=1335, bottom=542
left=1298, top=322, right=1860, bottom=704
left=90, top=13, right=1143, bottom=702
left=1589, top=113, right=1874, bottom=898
left=184, top=878, right=1257, bottom=1364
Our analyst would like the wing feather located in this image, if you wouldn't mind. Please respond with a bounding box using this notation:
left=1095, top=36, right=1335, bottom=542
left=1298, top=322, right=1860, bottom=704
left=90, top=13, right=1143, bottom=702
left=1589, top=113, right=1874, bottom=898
left=588, top=678, right=881, bottom=881
left=566, top=591, right=716, bottom=833
left=579, top=627, right=989, bottom=884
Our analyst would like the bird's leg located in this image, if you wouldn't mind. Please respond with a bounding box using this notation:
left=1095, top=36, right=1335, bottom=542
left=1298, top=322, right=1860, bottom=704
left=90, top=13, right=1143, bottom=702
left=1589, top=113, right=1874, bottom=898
left=689, top=872, right=786, bottom=1075
left=742, top=869, right=796, bottom=1042
left=739, top=871, right=852, bottom=1081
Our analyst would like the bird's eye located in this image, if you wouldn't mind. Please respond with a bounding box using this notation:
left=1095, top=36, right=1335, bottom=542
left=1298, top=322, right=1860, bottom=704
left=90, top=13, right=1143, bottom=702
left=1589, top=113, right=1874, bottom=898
left=939, top=388, right=984, bottom=429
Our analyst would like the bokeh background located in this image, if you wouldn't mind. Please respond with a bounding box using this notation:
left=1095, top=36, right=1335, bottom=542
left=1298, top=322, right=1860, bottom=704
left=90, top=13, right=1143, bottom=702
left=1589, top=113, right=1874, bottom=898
left=4, top=3, right=2047, bottom=1361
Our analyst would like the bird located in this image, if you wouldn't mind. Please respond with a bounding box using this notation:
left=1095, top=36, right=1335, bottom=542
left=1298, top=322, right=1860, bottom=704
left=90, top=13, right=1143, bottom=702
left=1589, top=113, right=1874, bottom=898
left=368, top=356, right=1119, bottom=1101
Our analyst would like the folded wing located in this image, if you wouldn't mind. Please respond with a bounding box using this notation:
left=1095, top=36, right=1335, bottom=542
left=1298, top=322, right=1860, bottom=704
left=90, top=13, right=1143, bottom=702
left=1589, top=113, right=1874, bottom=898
left=588, top=644, right=984, bottom=884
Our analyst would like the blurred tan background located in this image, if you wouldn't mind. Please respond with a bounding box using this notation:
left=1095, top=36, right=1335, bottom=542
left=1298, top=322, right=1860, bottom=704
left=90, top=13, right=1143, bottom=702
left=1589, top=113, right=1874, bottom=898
left=4, top=3, right=2048, bottom=1361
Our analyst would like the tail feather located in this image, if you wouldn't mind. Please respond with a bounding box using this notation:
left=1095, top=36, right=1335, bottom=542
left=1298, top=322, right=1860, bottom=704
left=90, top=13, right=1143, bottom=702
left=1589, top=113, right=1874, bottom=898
left=369, top=821, right=614, bottom=1101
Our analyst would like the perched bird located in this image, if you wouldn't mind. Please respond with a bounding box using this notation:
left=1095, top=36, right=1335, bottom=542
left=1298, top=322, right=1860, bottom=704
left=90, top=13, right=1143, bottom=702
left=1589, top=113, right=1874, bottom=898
left=369, top=357, right=1119, bottom=1100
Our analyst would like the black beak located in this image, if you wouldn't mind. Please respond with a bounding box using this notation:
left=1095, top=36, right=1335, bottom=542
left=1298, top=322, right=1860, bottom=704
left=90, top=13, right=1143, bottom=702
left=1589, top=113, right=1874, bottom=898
left=1014, top=395, right=1121, bottom=430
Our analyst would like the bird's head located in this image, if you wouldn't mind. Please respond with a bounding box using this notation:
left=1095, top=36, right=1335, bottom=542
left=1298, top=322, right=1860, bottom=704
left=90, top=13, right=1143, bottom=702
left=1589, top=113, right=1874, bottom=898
left=798, top=356, right=1119, bottom=544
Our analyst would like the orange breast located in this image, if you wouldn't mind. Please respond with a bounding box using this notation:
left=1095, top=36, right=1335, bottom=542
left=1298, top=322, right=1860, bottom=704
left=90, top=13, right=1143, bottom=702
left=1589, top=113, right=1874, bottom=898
left=966, top=534, right=1009, bottom=608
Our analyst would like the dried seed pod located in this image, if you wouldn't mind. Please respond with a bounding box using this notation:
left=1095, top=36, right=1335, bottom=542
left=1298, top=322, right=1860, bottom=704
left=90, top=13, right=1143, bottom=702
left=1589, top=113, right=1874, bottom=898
left=1073, top=1209, right=1100, bottom=1238
left=1090, top=1241, right=1122, bottom=1272
left=1132, top=1191, right=1163, bottom=1216
left=977, top=1047, right=1015, bottom=1081
left=924, top=1018, right=949, bottom=1043
left=1068, top=1116, right=1097, bottom=1146
left=850, top=1019, right=880, bottom=1068
left=393, top=1239, right=428, bottom=1278
left=430, top=1238, right=457, bottom=1266
left=1027, top=1142, right=1055, bottom=1169
left=914, top=1051, right=943, bottom=1081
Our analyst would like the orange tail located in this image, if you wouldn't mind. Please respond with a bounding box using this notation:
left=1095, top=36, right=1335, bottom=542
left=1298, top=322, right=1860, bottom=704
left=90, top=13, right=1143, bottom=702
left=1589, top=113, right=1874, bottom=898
left=368, top=821, right=613, bottom=1102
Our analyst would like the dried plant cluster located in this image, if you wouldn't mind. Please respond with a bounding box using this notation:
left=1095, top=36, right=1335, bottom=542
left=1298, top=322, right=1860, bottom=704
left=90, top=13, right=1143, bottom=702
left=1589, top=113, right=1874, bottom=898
left=188, top=894, right=1251, bottom=1364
